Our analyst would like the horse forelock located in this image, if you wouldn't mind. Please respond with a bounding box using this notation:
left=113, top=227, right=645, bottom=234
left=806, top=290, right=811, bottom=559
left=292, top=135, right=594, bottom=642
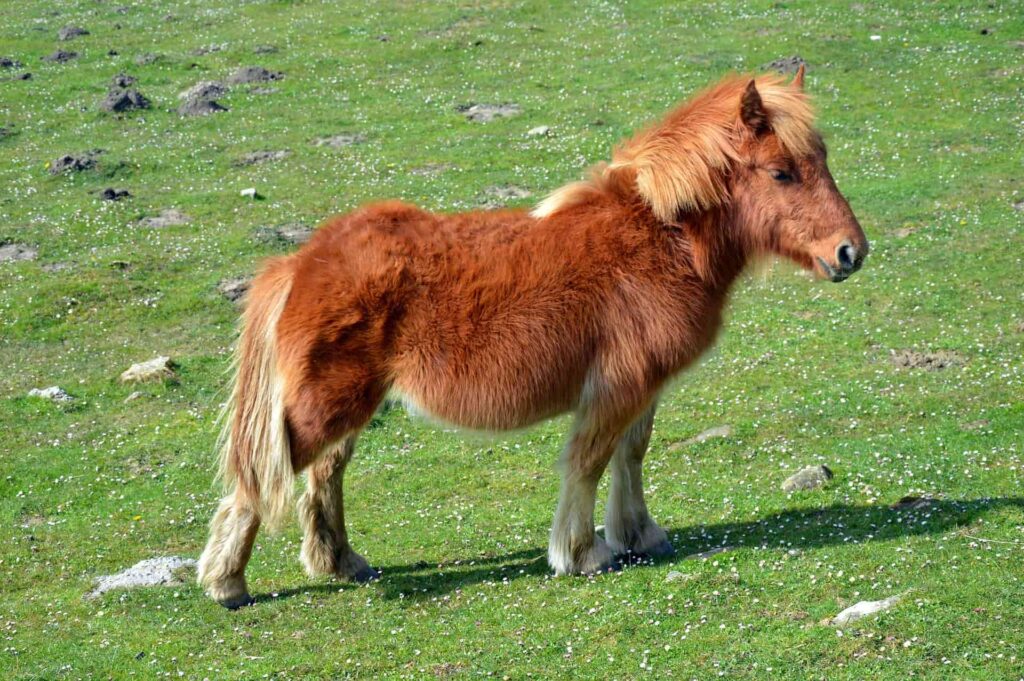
left=532, top=74, right=817, bottom=222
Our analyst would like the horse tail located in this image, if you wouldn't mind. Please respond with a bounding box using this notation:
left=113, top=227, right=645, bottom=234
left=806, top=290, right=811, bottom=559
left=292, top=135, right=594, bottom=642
left=217, top=256, right=296, bottom=530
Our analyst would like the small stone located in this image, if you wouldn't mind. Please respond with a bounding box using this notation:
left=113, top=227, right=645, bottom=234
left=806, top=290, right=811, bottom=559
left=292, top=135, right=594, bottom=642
left=137, top=209, right=190, bottom=228
left=100, top=188, right=131, bottom=201
left=226, top=66, right=283, bottom=85
left=42, top=49, right=78, bottom=63
left=685, top=546, right=731, bottom=561
left=58, top=25, right=89, bottom=41
left=28, top=386, right=73, bottom=402
left=100, top=88, right=150, bottom=113
left=781, top=465, right=833, bottom=492
left=313, top=133, right=366, bottom=148
left=0, top=243, right=38, bottom=263
left=87, top=556, right=197, bottom=599
left=829, top=595, right=901, bottom=627
left=458, top=103, right=521, bottom=123
left=240, top=187, right=260, bottom=199
left=119, top=356, right=176, bottom=383
left=526, top=125, right=551, bottom=137
left=218, top=276, right=251, bottom=302
left=667, top=424, right=732, bottom=451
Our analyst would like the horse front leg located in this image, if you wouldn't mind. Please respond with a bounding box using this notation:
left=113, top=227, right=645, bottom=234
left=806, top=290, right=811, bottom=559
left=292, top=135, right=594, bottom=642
left=603, top=402, right=673, bottom=559
left=298, top=435, right=379, bottom=583
left=548, top=417, right=625, bottom=575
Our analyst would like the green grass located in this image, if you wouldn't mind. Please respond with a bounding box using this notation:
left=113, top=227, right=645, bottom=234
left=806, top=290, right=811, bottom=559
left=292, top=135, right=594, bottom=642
left=2, top=0, right=1023, bottom=678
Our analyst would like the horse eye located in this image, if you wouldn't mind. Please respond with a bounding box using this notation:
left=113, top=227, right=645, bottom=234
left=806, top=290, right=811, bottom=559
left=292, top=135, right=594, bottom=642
left=770, top=169, right=794, bottom=182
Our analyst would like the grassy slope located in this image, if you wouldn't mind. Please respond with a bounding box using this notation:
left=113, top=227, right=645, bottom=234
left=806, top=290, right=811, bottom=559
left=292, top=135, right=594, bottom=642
left=1, top=0, right=1022, bottom=678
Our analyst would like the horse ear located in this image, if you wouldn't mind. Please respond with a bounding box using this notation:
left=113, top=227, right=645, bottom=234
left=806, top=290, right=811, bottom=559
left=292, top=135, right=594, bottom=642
left=792, top=64, right=805, bottom=90
left=740, top=80, right=770, bottom=134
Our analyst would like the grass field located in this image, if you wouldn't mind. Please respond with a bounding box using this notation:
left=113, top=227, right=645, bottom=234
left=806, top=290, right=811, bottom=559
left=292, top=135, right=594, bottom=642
left=2, top=0, right=1023, bottom=678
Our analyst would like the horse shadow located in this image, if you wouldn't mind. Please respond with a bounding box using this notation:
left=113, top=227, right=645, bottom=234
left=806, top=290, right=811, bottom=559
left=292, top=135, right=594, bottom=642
left=257, top=496, right=1023, bottom=604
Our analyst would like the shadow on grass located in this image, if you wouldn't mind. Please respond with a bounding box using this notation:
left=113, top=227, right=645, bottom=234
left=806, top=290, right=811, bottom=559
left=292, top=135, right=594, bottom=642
left=257, top=497, right=1023, bottom=604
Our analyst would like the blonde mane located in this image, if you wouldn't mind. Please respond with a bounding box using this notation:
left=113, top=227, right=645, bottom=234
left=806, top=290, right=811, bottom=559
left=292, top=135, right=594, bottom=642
left=532, top=74, right=817, bottom=222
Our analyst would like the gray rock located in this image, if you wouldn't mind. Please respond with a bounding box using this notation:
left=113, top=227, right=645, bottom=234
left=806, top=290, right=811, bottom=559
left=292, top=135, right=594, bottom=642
left=137, top=209, right=190, bottom=228
left=526, top=125, right=551, bottom=137
left=781, top=465, right=833, bottom=492
left=87, top=556, right=196, bottom=599
left=58, top=25, right=89, bottom=41
left=829, top=595, right=901, bottom=627
left=119, top=356, right=176, bottom=383
left=100, top=88, right=150, bottom=113
left=226, top=66, right=283, bottom=85
left=28, top=386, right=73, bottom=402
left=218, top=276, right=251, bottom=303
left=458, top=103, right=521, bottom=122
left=0, top=243, right=38, bottom=263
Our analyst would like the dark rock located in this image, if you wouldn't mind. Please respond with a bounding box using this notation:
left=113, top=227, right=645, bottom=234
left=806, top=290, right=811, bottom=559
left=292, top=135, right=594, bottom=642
left=226, top=66, right=283, bottom=85
left=48, top=150, right=102, bottom=174
left=16, top=72, right=32, bottom=80
left=42, top=50, right=78, bottom=63
left=100, top=188, right=131, bottom=201
left=764, top=55, right=806, bottom=74
left=1, top=57, right=22, bottom=68
left=100, top=89, right=150, bottom=113
left=58, top=25, right=89, bottom=41
left=110, top=72, right=136, bottom=88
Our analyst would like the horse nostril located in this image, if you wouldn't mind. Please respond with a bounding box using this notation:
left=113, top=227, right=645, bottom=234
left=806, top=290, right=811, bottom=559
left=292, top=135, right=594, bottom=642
left=836, top=242, right=857, bottom=271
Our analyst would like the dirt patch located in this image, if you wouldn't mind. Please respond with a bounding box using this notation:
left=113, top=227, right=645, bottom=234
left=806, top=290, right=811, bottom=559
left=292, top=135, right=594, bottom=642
left=178, top=95, right=227, bottom=116
left=0, top=242, right=38, bottom=263
left=667, top=424, right=732, bottom=451
left=763, top=56, right=806, bottom=74
left=457, top=103, right=521, bottom=122
left=314, top=133, right=366, bottom=148
left=42, top=49, right=77, bottom=63
left=890, top=349, right=965, bottom=370
left=218, top=276, right=251, bottom=303
left=58, top=25, right=89, bottom=41
left=481, top=185, right=531, bottom=208
left=137, top=209, right=190, bottom=228
left=100, top=188, right=131, bottom=201
left=190, top=43, right=226, bottom=56
left=410, top=162, right=454, bottom=176
left=237, top=150, right=290, bottom=165
left=48, top=150, right=103, bottom=174
left=110, top=73, right=136, bottom=88
left=87, top=556, right=196, bottom=599
left=134, top=52, right=161, bottom=66
left=100, top=88, right=150, bottom=113
left=227, top=66, right=283, bottom=85
left=179, top=80, right=226, bottom=100
left=253, top=44, right=278, bottom=55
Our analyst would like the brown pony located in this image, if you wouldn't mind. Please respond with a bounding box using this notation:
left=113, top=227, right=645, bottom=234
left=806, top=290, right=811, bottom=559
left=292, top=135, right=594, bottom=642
left=198, top=67, right=868, bottom=608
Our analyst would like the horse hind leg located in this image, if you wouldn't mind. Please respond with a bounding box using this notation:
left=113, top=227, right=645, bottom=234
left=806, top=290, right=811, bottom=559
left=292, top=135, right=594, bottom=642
left=298, top=435, right=378, bottom=583
left=603, top=403, right=673, bottom=559
left=197, top=490, right=261, bottom=609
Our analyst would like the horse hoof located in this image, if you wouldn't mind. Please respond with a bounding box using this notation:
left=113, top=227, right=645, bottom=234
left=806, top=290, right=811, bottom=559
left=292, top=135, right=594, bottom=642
left=352, top=565, right=380, bottom=583
left=645, top=539, right=676, bottom=559
left=218, top=592, right=255, bottom=610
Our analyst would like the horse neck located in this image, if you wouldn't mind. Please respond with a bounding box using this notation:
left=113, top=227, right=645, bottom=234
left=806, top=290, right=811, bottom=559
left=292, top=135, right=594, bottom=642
left=674, top=206, right=748, bottom=295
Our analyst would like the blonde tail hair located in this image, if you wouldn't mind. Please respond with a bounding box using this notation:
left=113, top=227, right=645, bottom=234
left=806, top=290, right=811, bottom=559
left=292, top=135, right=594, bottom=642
left=217, top=257, right=295, bottom=530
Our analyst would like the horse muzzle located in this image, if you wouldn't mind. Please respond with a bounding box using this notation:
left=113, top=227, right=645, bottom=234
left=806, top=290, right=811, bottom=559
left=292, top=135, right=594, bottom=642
left=816, top=239, right=866, bottom=283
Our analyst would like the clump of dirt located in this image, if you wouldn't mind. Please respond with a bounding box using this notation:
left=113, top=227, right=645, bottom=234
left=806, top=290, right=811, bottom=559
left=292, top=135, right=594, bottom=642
left=58, top=25, right=89, bottom=41
left=0, top=242, right=38, bottom=263
left=179, top=80, right=226, bottom=101
left=764, top=56, right=806, bottom=74
left=218, top=276, right=251, bottom=303
left=137, top=209, right=190, bottom=228
left=100, top=88, right=150, bottom=113
left=178, top=94, right=227, bottom=116
left=134, top=52, right=161, bottom=66
left=48, top=150, right=103, bottom=174
left=890, top=349, right=965, bottom=370
left=237, top=150, right=290, bottom=165
left=481, top=185, right=531, bottom=208
left=410, top=162, right=455, bottom=176
left=457, top=103, right=521, bottom=122
left=256, top=222, right=313, bottom=245
left=313, top=133, right=366, bottom=148
left=42, top=50, right=78, bottom=63
left=100, top=187, right=131, bottom=201
left=226, top=66, right=283, bottom=85
left=110, top=72, right=136, bottom=88
left=1, top=57, right=22, bottom=68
